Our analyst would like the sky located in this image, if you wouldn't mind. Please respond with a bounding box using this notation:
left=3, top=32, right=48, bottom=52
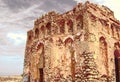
left=0, top=0, right=120, bottom=76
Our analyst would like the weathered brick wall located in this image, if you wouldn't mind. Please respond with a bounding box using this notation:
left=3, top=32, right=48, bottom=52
left=23, top=1, right=120, bottom=82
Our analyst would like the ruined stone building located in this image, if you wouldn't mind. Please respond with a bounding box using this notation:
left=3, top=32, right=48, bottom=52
left=23, top=1, right=120, bottom=82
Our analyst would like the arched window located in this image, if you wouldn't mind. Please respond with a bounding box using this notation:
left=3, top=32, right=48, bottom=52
left=35, top=28, right=39, bottom=38
left=46, top=22, right=51, bottom=35
left=99, top=36, right=109, bottom=75
left=114, top=42, right=120, bottom=82
left=67, top=19, right=73, bottom=33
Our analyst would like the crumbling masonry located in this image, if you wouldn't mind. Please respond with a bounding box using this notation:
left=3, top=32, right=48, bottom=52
left=23, top=1, right=120, bottom=82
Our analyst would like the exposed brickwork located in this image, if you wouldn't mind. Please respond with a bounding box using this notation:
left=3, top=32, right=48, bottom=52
left=23, top=1, right=120, bottom=82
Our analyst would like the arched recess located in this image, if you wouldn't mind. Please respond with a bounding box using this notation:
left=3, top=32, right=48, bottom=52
left=27, top=30, right=33, bottom=44
left=64, top=37, right=75, bottom=82
left=111, top=23, right=115, bottom=37
left=114, top=42, right=120, bottom=82
left=67, top=19, right=73, bottom=33
left=37, top=43, right=44, bottom=82
left=99, top=36, right=109, bottom=76
left=28, top=35, right=32, bottom=41
left=111, top=23, right=120, bottom=39
left=59, top=19, right=65, bottom=33
left=76, top=14, right=83, bottom=30
left=35, top=28, right=39, bottom=38
left=40, top=25, right=45, bottom=38
left=46, top=22, right=51, bottom=35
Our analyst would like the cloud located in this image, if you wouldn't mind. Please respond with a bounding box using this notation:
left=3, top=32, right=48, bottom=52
left=7, top=32, right=26, bottom=46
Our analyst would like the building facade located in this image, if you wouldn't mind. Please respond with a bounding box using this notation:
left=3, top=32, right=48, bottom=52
left=23, top=1, right=120, bottom=82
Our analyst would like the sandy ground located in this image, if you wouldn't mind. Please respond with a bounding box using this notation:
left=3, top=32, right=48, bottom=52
left=0, top=75, right=22, bottom=82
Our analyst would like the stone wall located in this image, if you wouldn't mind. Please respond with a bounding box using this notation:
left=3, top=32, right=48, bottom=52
left=23, top=1, right=120, bottom=82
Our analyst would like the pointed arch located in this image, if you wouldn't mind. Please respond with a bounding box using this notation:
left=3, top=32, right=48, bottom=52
left=67, top=19, right=73, bottom=33
left=46, top=22, right=51, bottom=35
left=99, top=36, right=109, bottom=76
left=35, top=28, right=39, bottom=38
left=59, top=19, right=65, bottom=33
left=64, top=37, right=73, bottom=47
left=64, top=37, right=75, bottom=81
left=76, top=14, right=83, bottom=30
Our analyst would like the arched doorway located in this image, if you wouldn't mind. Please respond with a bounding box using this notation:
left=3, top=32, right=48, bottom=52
left=37, top=43, right=44, bottom=82
left=64, top=37, right=75, bottom=82
left=114, top=42, right=120, bottom=82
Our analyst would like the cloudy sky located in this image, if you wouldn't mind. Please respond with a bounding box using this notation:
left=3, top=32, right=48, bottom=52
left=0, top=0, right=120, bottom=76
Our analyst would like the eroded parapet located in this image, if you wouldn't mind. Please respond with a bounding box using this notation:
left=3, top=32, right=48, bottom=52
left=32, top=15, right=83, bottom=40
left=26, top=1, right=120, bottom=43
